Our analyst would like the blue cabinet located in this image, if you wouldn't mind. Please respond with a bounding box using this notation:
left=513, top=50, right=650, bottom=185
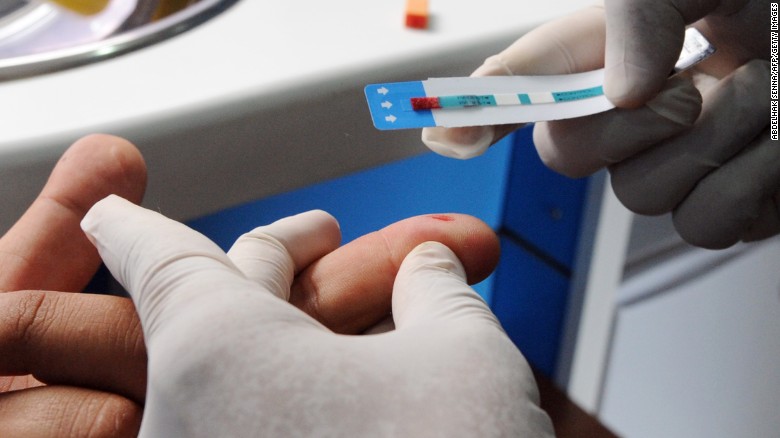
left=500, top=127, right=588, bottom=272
left=492, top=126, right=589, bottom=375
left=492, top=236, right=570, bottom=375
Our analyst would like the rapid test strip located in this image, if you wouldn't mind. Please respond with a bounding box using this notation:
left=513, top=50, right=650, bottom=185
left=364, top=27, right=714, bottom=131
left=365, top=69, right=613, bottom=130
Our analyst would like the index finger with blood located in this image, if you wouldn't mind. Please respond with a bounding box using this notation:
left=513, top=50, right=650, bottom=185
left=289, top=213, right=500, bottom=334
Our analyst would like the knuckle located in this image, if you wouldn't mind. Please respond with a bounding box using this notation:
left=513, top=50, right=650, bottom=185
left=0, top=291, right=52, bottom=350
left=79, top=393, right=142, bottom=438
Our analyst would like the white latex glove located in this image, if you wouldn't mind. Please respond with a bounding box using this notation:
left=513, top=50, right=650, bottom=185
left=423, top=0, right=775, bottom=249
left=81, top=195, right=554, bottom=437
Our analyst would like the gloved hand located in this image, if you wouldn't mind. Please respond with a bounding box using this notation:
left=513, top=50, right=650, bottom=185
left=423, top=0, right=775, bottom=249
left=81, top=196, right=555, bottom=437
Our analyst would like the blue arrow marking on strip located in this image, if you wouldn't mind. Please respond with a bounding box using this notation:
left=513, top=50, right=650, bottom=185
left=364, top=81, right=436, bottom=130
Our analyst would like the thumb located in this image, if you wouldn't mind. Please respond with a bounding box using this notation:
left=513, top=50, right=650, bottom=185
left=603, top=0, right=744, bottom=106
left=391, top=241, right=500, bottom=330
left=80, top=195, right=268, bottom=339
left=227, top=210, right=341, bottom=301
left=421, top=5, right=606, bottom=159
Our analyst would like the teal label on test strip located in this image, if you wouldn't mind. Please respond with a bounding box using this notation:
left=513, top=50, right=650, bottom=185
left=552, top=86, right=604, bottom=102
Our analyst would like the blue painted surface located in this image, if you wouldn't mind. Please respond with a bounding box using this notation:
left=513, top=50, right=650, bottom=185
left=501, top=126, right=589, bottom=271
left=492, top=236, right=570, bottom=374
left=489, top=125, right=589, bottom=375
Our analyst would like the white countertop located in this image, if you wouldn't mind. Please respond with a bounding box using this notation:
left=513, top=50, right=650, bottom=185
left=0, top=0, right=593, bottom=232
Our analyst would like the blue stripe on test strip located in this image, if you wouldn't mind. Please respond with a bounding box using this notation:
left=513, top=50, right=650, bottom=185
left=552, top=85, right=604, bottom=102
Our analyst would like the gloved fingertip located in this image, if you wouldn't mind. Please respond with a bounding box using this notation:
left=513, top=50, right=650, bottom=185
left=472, top=54, right=514, bottom=77
left=672, top=211, right=738, bottom=250
left=80, top=194, right=128, bottom=243
left=265, top=209, right=342, bottom=266
left=392, top=241, right=467, bottom=325
left=645, top=76, right=702, bottom=126
left=404, top=241, right=467, bottom=280
left=393, top=241, right=495, bottom=329
left=229, top=209, right=342, bottom=289
left=281, top=210, right=340, bottom=234
left=420, top=52, right=502, bottom=160
left=421, top=126, right=494, bottom=159
left=604, top=64, right=666, bottom=109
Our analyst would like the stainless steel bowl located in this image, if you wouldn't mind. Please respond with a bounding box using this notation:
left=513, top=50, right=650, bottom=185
left=0, top=0, right=239, bottom=81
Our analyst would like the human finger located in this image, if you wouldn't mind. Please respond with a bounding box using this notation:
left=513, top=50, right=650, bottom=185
left=381, top=242, right=556, bottom=437
left=0, top=385, right=141, bottom=438
left=610, top=60, right=770, bottom=215
left=421, top=5, right=606, bottom=159
left=289, top=213, right=500, bottom=334
left=672, top=130, right=779, bottom=248
left=391, top=242, right=498, bottom=329
left=533, top=75, right=702, bottom=178
left=81, top=195, right=332, bottom=340
left=603, top=0, right=750, bottom=107
left=227, top=210, right=341, bottom=300
left=0, top=134, right=147, bottom=293
left=0, top=291, right=146, bottom=402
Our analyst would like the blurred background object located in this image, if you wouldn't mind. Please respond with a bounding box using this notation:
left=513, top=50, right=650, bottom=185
left=0, top=0, right=236, bottom=80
